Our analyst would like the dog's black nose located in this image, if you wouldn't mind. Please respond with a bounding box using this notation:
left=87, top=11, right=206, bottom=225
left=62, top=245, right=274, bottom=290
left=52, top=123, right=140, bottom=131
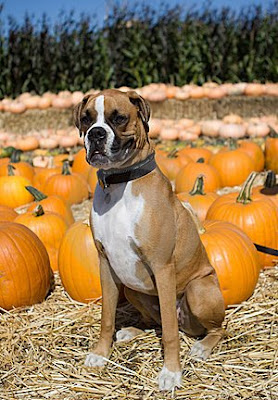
left=88, top=126, right=107, bottom=141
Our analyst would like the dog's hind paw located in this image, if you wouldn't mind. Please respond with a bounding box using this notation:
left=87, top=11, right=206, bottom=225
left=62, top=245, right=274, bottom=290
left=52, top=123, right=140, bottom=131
left=84, top=352, right=107, bottom=367
left=158, top=365, right=182, bottom=391
left=116, top=327, right=144, bottom=343
left=189, top=341, right=211, bottom=361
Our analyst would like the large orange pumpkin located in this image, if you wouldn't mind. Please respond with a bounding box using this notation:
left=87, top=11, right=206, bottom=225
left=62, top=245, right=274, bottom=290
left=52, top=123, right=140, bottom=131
left=15, top=204, right=68, bottom=271
left=0, top=165, right=33, bottom=208
left=177, top=175, right=219, bottom=221
left=175, top=158, right=221, bottom=193
left=0, top=222, right=53, bottom=310
left=209, top=148, right=255, bottom=187
left=200, top=220, right=260, bottom=307
left=183, top=204, right=260, bottom=307
left=58, top=220, right=101, bottom=303
left=26, top=186, right=75, bottom=225
left=206, top=172, right=278, bottom=268
left=43, top=161, right=89, bottom=205
left=0, top=150, right=34, bottom=182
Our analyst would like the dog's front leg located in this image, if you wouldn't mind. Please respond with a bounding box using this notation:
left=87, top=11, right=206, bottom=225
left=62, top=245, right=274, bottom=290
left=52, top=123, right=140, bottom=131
left=85, top=255, right=120, bottom=367
left=155, top=263, right=182, bottom=391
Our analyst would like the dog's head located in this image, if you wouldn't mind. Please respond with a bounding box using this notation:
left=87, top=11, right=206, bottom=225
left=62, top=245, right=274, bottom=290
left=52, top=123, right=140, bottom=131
left=73, top=89, right=151, bottom=169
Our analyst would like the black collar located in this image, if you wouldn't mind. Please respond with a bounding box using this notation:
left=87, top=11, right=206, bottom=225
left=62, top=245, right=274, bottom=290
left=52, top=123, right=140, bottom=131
left=97, top=153, right=156, bottom=189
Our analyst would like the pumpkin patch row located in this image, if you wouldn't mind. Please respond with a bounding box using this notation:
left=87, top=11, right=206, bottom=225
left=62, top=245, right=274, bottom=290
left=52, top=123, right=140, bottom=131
left=1, top=82, right=278, bottom=114
left=0, top=143, right=277, bottom=311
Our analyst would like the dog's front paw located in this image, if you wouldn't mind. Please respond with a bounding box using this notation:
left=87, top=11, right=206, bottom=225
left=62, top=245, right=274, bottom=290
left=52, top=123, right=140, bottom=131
left=189, top=341, right=211, bottom=361
left=84, top=352, right=107, bottom=367
left=158, top=365, right=182, bottom=391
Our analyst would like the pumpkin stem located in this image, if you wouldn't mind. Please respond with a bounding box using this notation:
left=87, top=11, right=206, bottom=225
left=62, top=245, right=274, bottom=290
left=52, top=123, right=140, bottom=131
left=236, top=172, right=258, bottom=204
left=181, top=201, right=206, bottom=234
left=265, top=170, right=276, bottom=189
left=7, top=164, right=15, bottom=176
left=189, top=175, right=205, bottom=196
left=269, top=125, right=278, bottom=138
left=33, top=204, right=45, bottom=217
left=62, top=160, right=71, bottom=175
left=10, top=149, right=23, bottom=163
left=227, top=137, right=238, bottom=150
left=25, top=186, right=48, bottom=201
left=196, top=157, right=205, bottom=163
left=0, top=146, right=16, bottom=158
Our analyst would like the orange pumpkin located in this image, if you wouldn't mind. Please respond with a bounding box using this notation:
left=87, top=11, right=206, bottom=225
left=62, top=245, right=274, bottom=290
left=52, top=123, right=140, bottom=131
left=58, top=220, right=101, bottom=303
left=201, top=220, right=260, bottom=307
left=0, top=222, right=53, bottom=310
left=15, top=204, right=68, bottom=271
left=33, top=164, right=61, bottom=191
left=177, top=175, right=219, bottom=221
left=175, top=158, right=221, bottom=193
left=0, top=165, right=33, bottom=208
left=16, top=136, right=39, bottom=152
left=178, top=147, right=212, bottom=163
left=0, top=205, right=18, bottom=221
left=209, top=148, right=255, bottom=187
left=26, top=186, right=75, bottom=225
left=206, top=172, right=278, bottom=268
left=0, top=150, right=34, bottom=182
left=265, top=136, right=278, bottom=173
left=72, top=148, right=91, bottom=179
left=238, top=140, right=265, bottom=172
left=156, top=150, right=192, bottom=181
left=43, top=161, right=89, bottom=205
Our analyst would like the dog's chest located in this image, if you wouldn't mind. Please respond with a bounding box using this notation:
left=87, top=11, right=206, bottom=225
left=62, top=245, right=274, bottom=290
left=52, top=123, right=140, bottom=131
left=91, top=182, right=154, bottom=292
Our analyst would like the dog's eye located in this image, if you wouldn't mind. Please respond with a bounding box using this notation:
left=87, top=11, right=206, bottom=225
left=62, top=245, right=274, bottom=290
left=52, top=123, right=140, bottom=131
left=114, top=114, right=128, bottom=125
left=81, top=111, right=92, bottom=125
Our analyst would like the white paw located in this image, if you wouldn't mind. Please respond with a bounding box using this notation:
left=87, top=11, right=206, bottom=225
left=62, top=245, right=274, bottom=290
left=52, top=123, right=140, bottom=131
left=158, top=365, right=182, bottom=391
left=189, top=341, right=211, bottom=361
left=116, top=328, right=135, bottom=343
left=84, top=352, right=107, bottom=367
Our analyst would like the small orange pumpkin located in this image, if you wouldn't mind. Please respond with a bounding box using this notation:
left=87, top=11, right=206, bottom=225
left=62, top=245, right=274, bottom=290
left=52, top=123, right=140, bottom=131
left=177, top=175, right=219, bottom=221
left=0, top=165, right=33, bottom=208
left=0, top=149, right=34, bottom=182
left=26, top=186, right=75, bottom=225
left=156, top=150, right=192, bottom=181
left=43, top=161, right=89, bottom=205
left=209, top=147, right=255, bottom=187
left=175, top=158, right=221, bottom=193
left=15, top=204, right=68, bottom=271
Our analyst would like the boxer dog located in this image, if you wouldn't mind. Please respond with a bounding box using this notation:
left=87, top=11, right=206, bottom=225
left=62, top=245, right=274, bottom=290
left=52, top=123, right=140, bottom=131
left=74, top=89, right=225, bottom=391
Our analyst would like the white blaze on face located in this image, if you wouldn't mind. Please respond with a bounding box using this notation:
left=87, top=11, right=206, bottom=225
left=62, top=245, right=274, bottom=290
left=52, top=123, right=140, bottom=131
left=85, top=95, right=115, bottom=158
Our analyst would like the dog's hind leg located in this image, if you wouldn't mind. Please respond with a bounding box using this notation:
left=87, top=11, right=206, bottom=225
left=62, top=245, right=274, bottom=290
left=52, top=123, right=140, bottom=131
left=180, top=271, right=225, bottom=360
left=116, top=287, right=161, bottom=343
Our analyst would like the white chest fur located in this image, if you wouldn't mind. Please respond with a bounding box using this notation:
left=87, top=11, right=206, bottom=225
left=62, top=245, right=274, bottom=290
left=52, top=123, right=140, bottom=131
left=91, top=182, right=154, bottom=292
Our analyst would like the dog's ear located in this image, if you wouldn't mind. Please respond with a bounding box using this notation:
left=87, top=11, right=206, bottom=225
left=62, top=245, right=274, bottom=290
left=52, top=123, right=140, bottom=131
left=73, top=94, right=91, bottom=136
left=127, top=90, right=151, bottom=133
